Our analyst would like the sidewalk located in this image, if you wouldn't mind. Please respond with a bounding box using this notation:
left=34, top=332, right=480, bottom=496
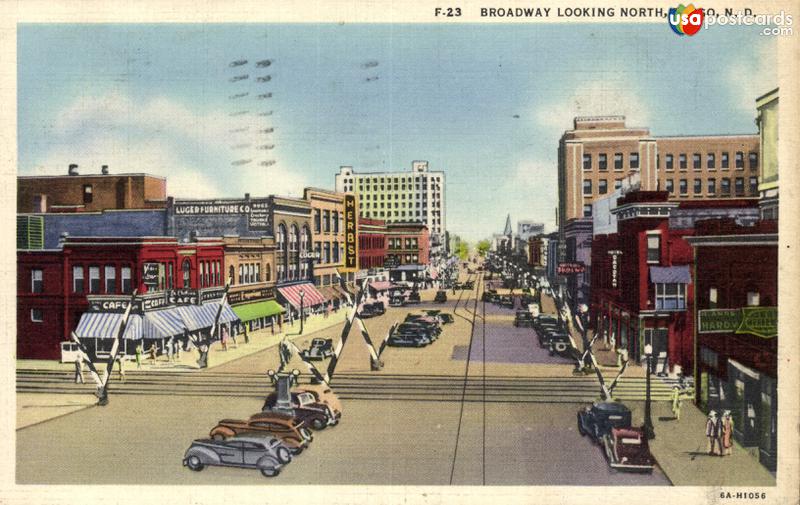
left=632, top=400, right=775, bottom=486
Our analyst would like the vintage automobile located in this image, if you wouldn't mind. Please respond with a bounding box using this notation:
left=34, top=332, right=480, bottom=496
left=543, top=330, right=573, bottom=355
left=262, top=391, right=337, bottom=429
left=406, top=291, right=421, bottom=304
left=463, top=280, right=475, bottom=290
left=482, top=289, right=498, bottom=302
left=513, top=310, right=535, bottom=328
left=358, top=303, right=382, bottom=319
left=397, top=322, right=438, bottom=341
left=300, top=338, right=334, bottom=360
left=389, top=294, right=406, bottom=307
left=425, top=310, right=454, bottom=325
left=209, top=412, right=313, bottom=454
left=295, top=383, right=343, bottom=420
left=434, top=290, right=448, bottom=303
left=602, top=427, right=655, bottom=473
left=498, top=295, right=515, bottom=309
left=577, top=401, right=633, bottom=443
left=387, top=330, right=431, bottom=347
left=183, top=435, right=292, bottom=477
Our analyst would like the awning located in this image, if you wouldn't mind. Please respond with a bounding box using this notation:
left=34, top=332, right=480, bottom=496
left=430, top=270, right=438, bottom=280
left=75, top=313, right=142, bottom=340
left=368, top=281, right=394, bottom=291
left=143, top=309, right=186, bottom=339
left=317, top=286, right=344, bottom=302
left=176, top=303, right=239, bottom=331
left=649, top=265, right=691, bottom=284
left=232, top=300, right=284, bottom=322
left=393, top=264, right=425, bottom=271
left=277, top=282, right=326, bottom=309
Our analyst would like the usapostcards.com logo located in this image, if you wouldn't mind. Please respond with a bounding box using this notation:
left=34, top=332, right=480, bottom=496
left=668, top=4, right=705, bottom=36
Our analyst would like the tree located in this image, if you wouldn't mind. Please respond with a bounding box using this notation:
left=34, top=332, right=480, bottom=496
left=476, top=239, right=491, bottom=257
left=456, top=241, right=469, bottom=260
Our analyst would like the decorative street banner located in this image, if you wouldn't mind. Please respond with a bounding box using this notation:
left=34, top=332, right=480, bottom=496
left=342, top=194, right=359, bottom=272
left=698, top=307, right=777, bottom=338
left=557, top=262, right=586, bottom=275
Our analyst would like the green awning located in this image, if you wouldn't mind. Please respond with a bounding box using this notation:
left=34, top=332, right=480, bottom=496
left=232, top=300, right=285, bottom=322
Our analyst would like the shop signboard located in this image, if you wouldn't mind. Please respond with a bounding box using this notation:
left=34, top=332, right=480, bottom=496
left=228, top=287, right=276, bottom=305
left=698, top=307, right=777, bottom=338
left=342, top=194, right=359, bottom=272
left=142, top=263, right=160, bottom=286
left=557, top=262, right=585, bottom=275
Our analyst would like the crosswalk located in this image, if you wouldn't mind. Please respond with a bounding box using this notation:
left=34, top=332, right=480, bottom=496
left=16, top=369, right=682, bottom=403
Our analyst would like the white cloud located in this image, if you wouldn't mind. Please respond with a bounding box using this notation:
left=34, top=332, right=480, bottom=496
left=535, top=80, right=652, bottom=133
left=725, top=41, right=777, bottom=113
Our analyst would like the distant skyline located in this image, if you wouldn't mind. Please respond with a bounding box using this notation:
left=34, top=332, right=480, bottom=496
left=18, top=23, right=776, bottom=242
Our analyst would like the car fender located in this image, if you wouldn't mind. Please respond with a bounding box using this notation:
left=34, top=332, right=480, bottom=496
left=185, top=446, right=222, bottom=465
left=209, top=426, right=236, bottom=439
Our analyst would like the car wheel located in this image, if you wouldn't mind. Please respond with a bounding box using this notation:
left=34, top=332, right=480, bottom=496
left=291, top=445, right=304, bottom=455
left=577, top=414, right=586, bottom=436
left=312, top=418, right=327, bottom=430
left=186, top=455, right=204, bottom=471
left=300, top=428, right=313, bottom=441
left=261, top=467, right=280, bottom=478
left=276, top=446, right=292, bottom=464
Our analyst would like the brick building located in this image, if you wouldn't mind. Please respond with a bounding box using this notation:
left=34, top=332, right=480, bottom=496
left=358, top=218, right=387, bottom=270
left=385, top=222, right=429, bottom=266
left=18, top=165, right=167, bottom=213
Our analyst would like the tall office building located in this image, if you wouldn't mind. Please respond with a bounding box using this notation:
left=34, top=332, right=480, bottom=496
left=335, top=161, right=446, bottom=260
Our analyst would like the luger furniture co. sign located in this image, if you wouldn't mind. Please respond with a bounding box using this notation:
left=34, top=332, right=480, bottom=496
left=342, top=194, right=359, bottom=272
left=172, top=198, right=271, bottom=231
left=698, top=307, right=778, bottom=338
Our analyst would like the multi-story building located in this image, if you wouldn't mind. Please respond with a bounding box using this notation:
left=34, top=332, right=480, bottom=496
left=303, top=188, right=351, bottom=308
left=358, top=218, right=387, bottom=271
left=18, top=165, right=167, bottom=213
left=385, top=222, right=429, bottom=267
left=335, top=161, right=445, bottom=260
left=756, top=88, right=779, bottom=220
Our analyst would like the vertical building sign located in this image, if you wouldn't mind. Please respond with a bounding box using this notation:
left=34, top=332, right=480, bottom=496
left=608, top=250, right=622, bottom=288
left=343, top=194, right=359, bottom=272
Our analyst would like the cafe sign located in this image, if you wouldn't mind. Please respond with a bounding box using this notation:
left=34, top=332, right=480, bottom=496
left=698, top=307, right=777, bottom=338
left=87, top=288, right=227, bottom=314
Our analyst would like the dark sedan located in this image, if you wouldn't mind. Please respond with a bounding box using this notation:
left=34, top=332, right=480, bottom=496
left=577, top=402, right=632, bottom=443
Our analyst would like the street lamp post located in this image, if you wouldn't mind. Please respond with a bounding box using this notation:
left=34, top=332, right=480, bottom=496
left=299, top=289, right=305, bottom=335
left=644, top=343, right=655, bottom=440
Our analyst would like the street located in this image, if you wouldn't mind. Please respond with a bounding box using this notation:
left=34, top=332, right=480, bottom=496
left=17, top=272, right=670, bottom=485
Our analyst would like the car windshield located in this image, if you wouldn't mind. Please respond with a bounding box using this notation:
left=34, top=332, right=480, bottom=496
left=297, top=392, right=315, bottom=406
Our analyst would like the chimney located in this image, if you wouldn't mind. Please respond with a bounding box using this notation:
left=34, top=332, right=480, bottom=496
left=68, top=164, right=79, bottom=176
left=101, top=165, right=109, bottom=175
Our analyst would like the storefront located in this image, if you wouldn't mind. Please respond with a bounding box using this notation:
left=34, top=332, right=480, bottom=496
left=228, top=286, right=283, bottom=333
left=277, top=282, right=326, bottom=320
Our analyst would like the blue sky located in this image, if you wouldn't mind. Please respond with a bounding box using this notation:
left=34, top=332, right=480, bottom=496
left=18, top=23, right=776, bottom=242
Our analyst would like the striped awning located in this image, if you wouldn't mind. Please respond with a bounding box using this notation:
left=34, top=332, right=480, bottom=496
left=75, top=313, right=142, bottom=340
left=277, top=282, right=326, bottom=309
left=368, top=281, right=394, bottom=291
left=176, top=303, right=239, bottom=331
left=143, top=309, right=186, bottom=339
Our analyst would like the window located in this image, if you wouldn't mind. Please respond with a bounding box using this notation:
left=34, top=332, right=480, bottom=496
left=630, top=152, right=639, bottom=169
left=89, top=266, right=100, bottom=293
left=708, top=179, right=716, bottom=194
left=332, top=241, right=340, bottom=262
left=749, top=152, right=758, bottom=170
left=72, top=266, right=84, bottom=293
left=693, top=153, right=701, bottom=170
left=598, top=179, right=608, bottom=194
left=709, top=287, right=718, bottom=309
left=721, top=152, right=729, bottom=169
left=735, top=177, right=745, bottom=194
left=679, top=153, right=687, bottom=170
left=598, top=153, right=607, bottom=170
left=614, top=180, right=622, bottom=190
left=665, top=179, right=674, bottom=193
left=83, top=184, right=93, bottom=204
left=647, top=233, right=661, bottom=263
left=31, top=269, right=43, bottom=293
left=655, top=283, right=687, bottom=310
left=665, top=154, right=674, bottom=170
left=31, top=308, right=43, bottom=322
left=104, top=265, right=116, bottom=293
left=255, top=263, right=261, bottom=282
left=167, top=262, right=174, bottom=289
left=583, top=154, right=592, bottom=170
left=679, top=179, right=688, bottom=195
left=583, top=205, right=592, bottom=217
left=614, top=153, right=623, bottom=170
left=747, top=291, right=760, bottom=306
left=700, top=347, right=719, bottom=369
left=707, top=153, right=715, bottom=169
left=323, top=211, right=331, bottom=232
left=583, top=179, right=592, bottom=196
left=182, top=259, right=191, bottom=288
left=694, top=178, right=702, bottom=194
left=721, top=178, right=731, bottom=194
left=265, top=264, right=271, bottom=282
left=749, top=176, right=758, bottom=193
left=324, top=243, right=331, bottom=263
left=332, top=211, right=339, bottom=233
left=121, top=267, right=132, bottom=293
left=735, top=151, right=744, bottom=169
left=313, top=209, right=321, bottom=233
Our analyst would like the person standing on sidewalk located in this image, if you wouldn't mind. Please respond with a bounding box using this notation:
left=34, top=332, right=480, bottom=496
left=166, top=338, right=174, bottom=362
left=671, top=386, right=682, bottom=420
left=116, top=355, right=126, bottom=382
left=74, top=356, right=85, bottom=384
left=220, top=325, right=229, bottom=352
left=135, top=344, right=143, bottom=369
left=148, top=344, right=157, bottom=364
left=706, top=411, right=721, bottom=455
left=721, top=410, right=734, bottom=456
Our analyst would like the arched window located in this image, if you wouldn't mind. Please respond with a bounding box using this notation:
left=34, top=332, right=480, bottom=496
left=182, top=259, right=191, bottom=288
left=277, top=223, right=287, bottom=253
left=265, top=264, right=271, bottom=282
left=301, top=225, right=311, bottom=252
left=229, top=265, right=235, bottom=285
left=290, top=224, right=299, bottom=252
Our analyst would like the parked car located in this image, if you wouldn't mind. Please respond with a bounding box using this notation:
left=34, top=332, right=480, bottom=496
left=577, top=402, right=632, bottom=443
left=387, top=330, right=431, bottom=347
left=209, top=413, right=313, bottom=454
left=482, top=289, right=498, bottom=302
left=434, top=290, right=448, bottom=303
left=358, top=304, right=382, bottom=319
left=545, top=332, right=573, bottom=356
left=294, top=383, right=343, bottom=420
left=262, top=391, right=336, bottom=429
left=513, top=310, right=535, bottom=328
left=498, top=295, right=515, bottom=309
left=406, top=291, right=421, bottom=304
left=300, top=338, right=334, bottom=361
left=183, top=435, right=292, bottom=477
left=389, top=294, right=406, bottom=307
left=425, top=311, right=454, bottom=324
left=463, top=281, right=475, bottom=290
left=603, top=427, right=655, bottom=473
left=398, top=322, right=438, bottom=341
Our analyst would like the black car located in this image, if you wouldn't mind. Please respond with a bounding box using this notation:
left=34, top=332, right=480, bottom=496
left=406, top=291, right=421, bottom=304
left=436, top=313, right=454, bottom=324
left=463, top=281, right=475, bottom=290
left=482, top=289, right=498, bottom=302
left=387, top=330, right=431, bottom=347
left=577, top=402, right=633, bottom=443
left=498, top=295, right=515, bottom=309
left=513, top=310, right=535, bottom=328
left=434, top=290, right=448, bottom=303
left=398, top=322, right=438, bottom=340
left=545, top=332, right=573, bottom=356
left=358, top=302, right=384, bottom=318
left=389, top=295, right=405, bottom=307
left=300, top=338, right=334, bottom=360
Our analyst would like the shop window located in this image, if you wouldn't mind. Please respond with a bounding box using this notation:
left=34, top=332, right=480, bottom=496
left=31, top=308, right=43, bottom=322
left=31, top=268, right=43, bottom=293
left=104, top=265, right=116, bottom=293
left=167, top=263, right=174, bottom=289
left=121, top=267, right=132, bottom=293
left=747, top=291, right=760, bottom=306
left=89, top=266, right=100, bottom=293
left=709, top=287, right=718, bottom=309
left=655, top=283, right=687, bottom=310
left=72, top=266, right=84, bottom=293
left=182, top=259, right=191, bottom=288
left=700, top=346, right=719, bottom=369
left=646, top=233, right=661, bottom=263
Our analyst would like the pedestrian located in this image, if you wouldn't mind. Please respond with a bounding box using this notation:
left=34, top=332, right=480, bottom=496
left=166, top=338, right=174, bottom=362
left=174, top=339, right=181, bottom=360
left=148, top=344, right=157, bottom=364
left=671, top=385, right=682, bottom=420
left=721, top=410, right=734, bottom=456
left=706, top=410, right=721, bottom=455
left=135, top=344, right=143, bottom=369
left=116, top=355, right=126, bottom=382
left=74, top=355, right=85, bottom=384
left=229, top=326, right=238, bottom=348
left=220, top=326, right=229, bottom=352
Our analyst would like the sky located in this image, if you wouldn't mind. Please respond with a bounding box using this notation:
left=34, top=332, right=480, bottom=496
left=18, top=23, right=777, bottom=242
